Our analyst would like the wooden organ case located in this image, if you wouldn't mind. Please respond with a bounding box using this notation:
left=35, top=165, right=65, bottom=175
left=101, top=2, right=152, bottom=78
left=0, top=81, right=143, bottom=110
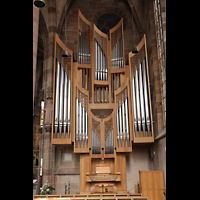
left=52, top=9, right=154, bottom=194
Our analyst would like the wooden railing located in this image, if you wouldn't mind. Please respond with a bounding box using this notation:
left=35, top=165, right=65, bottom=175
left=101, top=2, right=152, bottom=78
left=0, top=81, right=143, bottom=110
left=33, top=193, right=147, bottom=200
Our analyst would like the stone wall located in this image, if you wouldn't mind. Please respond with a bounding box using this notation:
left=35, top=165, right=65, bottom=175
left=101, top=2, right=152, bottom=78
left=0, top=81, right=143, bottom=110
left=33, top=0, right=166, bottom=194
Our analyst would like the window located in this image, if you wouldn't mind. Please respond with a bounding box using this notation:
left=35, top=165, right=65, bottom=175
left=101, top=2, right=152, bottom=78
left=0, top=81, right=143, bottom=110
left=153, top=0, right=166, bottom=126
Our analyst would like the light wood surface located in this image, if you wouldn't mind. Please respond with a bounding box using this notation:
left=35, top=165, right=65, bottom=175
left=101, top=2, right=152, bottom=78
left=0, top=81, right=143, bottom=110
left=51, top=10, right=155, bottom=194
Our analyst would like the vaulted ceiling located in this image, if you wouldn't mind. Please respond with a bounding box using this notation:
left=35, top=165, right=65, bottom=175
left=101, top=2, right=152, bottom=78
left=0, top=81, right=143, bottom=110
left=39, top=0, right=144, bottom=36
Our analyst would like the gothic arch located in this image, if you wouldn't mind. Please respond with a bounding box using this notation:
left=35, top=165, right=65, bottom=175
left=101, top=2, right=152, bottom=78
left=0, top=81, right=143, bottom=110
left=57, top=0, right=143, bottom=36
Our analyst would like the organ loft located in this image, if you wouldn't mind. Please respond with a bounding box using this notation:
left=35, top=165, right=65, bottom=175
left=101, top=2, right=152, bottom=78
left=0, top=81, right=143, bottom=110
left=33, top=1, right=166, bottom=200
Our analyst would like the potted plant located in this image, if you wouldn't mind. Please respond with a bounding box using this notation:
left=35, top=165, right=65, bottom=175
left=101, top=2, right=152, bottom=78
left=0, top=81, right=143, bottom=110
left=40, top=183, right=55, bottom=195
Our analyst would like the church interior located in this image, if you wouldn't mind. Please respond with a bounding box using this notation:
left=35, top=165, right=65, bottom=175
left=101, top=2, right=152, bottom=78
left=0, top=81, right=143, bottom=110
left=33, top=0, right=166, bottom=199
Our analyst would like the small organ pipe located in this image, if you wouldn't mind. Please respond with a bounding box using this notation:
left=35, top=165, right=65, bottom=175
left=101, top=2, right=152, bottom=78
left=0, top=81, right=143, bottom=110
left=132, top=77, right=138, bottom=137
left=59, top=66, right=64, bottom=138
left=142, top=59, right=151, bottom=137
left=55, top=61, right=60, bottom=138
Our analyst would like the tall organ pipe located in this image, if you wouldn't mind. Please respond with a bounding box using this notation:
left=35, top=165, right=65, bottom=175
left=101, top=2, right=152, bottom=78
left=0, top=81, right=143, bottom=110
left=135, top=70, right=141, bottom=137
left=59, top=66, right=64, bottom=138
left=82, top=99, right=85, bottom=148
left=122, top=98, right=126, bottom=147
left=67, top=79, right=71, bottom=138
left=79, top=31, right=81, bottom=63
left=142, top=59, right=151, bottom=136
left=79, top=100, right=82, bottom=148
left=55, top=61, right=60, bottom=138
left=125, top=98, right=129, bottom=147
left=63, top=71, right=68, bottom=138
left=95, top=41, right=97, bottom=80
left=119, top=101, right=122, bottom=147
left=116, top=109, right=119, bottom=147
left=132, top=77, right=138, bottom=137
left=139, top=64, right=146, bottom=137
left=76, top=97, right=78, bottom=147
left=86, top=110, right=88, bottom=147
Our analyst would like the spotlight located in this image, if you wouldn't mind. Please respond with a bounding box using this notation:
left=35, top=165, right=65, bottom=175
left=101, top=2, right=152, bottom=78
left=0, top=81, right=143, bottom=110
left=34, top=0, right=45, bottom=8
left=62, top=50, right=69, bottom=57
left=132, top=46, right=138, bottom=53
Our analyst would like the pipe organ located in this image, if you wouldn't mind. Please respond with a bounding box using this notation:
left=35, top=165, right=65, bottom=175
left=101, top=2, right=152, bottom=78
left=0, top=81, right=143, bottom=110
left=52, top=9, right=154, bottom=193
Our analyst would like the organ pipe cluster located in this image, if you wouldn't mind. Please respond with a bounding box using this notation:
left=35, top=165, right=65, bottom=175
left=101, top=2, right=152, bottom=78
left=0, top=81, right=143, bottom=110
left=132, top=59, right=151, bottom=137
left=75, top=89, right=88, bottom=148
left=116, top=92, right=130, bottom=147
left=54, top=61, right=71, bottom=139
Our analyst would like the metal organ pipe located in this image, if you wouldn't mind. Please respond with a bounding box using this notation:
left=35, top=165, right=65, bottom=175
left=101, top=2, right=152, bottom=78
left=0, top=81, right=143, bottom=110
left=132, top=77, right=138, bottom=137
left=116, top=110, right=119, bottom=147
left=86, top=110, right=88, bottom=147
left=67, top=78, right=71, bottom=138
left=135, top=70, right=141, bottom=137
left=122, top=97, right=126, bottom=147
left=63, top=71, right=68, bottom=138
left=95, top=41, right=97, bottom=80
left=142, top=59, right=151, bottom=137
left=119, top=101, right=122, bottom=147
left=79, top=100, right=82, bottom=148
left=76, top=97, right=78, bottom=147
left=59, top=67, right=64, bottom=138
left=125, top=98, right=129, bottom=147
left=132, top=58, right=151, bottom=138
left=139, top=64, right=145, bottom=137
left=55, top=61, right=60, bottom=138
left=82, top=99, right=85, bottom=148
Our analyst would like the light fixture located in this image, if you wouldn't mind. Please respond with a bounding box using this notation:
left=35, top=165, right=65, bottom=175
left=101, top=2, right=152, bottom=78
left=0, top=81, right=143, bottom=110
left=34, top=0, right=45, bottom=8
left=132, top=46, right=138, bottom=53
left=62, top=50, right=69, bottom=57
left=131, top=7, right=138, bottom=54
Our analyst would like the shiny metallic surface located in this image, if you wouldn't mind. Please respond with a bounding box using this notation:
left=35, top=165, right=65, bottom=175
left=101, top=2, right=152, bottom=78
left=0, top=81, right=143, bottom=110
left=63, top=71, right=68, bottom=138
left=59, top=67, right=64, bottom=138
left=132, top=77, right=138, bottom=137
left=139, top=64, right=145, bottom=137
left=142, top=59, right=151, bottom=137
left=55, top=61, right=60, bottom=138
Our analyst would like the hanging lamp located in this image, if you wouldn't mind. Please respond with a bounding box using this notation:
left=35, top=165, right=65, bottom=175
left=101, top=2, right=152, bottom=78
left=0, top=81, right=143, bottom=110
left=131, top=7, right=138, bottom=54
left=34, top=0, right=45, bottom=8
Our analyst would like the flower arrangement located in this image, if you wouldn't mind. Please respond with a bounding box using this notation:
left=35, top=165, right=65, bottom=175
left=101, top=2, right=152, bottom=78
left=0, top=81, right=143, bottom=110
left=40, top=183, right=55, bottom=195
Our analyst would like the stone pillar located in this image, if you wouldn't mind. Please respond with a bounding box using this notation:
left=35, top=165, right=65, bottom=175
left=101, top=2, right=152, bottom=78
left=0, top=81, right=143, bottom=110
left=33, top=1, right=39, bottom=112
left=46, top=0, right=57, bottom=98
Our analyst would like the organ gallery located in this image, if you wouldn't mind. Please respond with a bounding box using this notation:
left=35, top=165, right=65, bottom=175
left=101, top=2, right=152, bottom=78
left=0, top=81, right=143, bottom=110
left=33, top=1, right=166, bottom=200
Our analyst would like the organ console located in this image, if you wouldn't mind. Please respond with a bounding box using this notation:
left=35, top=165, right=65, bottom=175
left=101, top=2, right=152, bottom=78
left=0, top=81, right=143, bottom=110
left=51, top=9, right=154, bottom=193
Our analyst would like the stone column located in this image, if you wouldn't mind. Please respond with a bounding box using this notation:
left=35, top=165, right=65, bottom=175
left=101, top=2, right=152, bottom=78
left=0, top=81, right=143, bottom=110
left=33, top=1, right=39, bottom=112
